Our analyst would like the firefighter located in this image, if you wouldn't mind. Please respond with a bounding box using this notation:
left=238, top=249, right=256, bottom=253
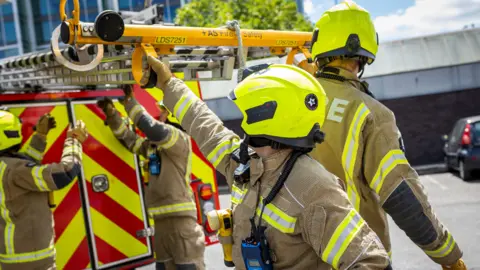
left=0, top=111, right=87, bottom=270
left=142, top=56, right=393, bottom=269
left=96, top=87, right=205, bottom=270
left=304, top=1, right=466, bottom=269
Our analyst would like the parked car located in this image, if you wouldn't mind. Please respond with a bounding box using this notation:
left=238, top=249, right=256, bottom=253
left=443, top=115, right=480, bottom=181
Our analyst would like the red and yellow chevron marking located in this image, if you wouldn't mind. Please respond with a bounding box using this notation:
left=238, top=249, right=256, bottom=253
left=73, top=103, right=149, bottom=265
left=11, top=103, right=150, bottom=269
left=9, top=104, right=91, bottom=269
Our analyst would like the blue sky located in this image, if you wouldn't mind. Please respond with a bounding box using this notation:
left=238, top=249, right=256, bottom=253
left=303, top=0, right=480, bottom=42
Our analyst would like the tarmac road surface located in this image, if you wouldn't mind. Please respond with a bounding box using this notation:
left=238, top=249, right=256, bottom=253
left=140, top=172, right=480, bottom=270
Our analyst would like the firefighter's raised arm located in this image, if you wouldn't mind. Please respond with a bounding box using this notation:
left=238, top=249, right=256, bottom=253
left=19, top=113, right=57, bottom=162
left=144, top=56, right=240, bottom=185
left=14, top=120, right=87, bottom=191
left=97, top=97, right=151, bottom=158
left=362, top=109, right=463, bottom=267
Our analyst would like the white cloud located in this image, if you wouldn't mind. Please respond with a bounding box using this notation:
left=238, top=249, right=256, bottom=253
left=374, top=0, right=480, bottom=42
left=303, top=0, right=327, bottom=22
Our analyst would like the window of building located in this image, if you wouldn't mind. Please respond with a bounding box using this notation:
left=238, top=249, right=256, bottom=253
left=1, top=3, right=18, bottom=46
left=4, top=22, right=17, bottom=45
left=0, top=47, right=19, bottom=59
left=118, top=0, right=131, bottom=10
left=0, top=20, right=3, bottom=46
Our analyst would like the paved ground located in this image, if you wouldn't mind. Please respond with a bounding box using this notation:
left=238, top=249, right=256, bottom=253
left=140, top=172, right=480, bottom=270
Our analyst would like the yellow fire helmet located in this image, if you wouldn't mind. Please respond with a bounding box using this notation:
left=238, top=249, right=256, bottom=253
left=157, top=100, right=180, bottom=124
left=0, top=110, right=23, bottom=152
left=311, top=0, right=379, bottom=66
left=228, top=64, right=326, bottom=149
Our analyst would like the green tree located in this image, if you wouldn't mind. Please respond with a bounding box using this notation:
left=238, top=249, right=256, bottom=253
left=175, top=0, right=314, bottom=31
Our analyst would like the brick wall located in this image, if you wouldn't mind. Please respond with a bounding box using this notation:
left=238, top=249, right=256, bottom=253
left=381, top=88, right=480, bottom=165
left=214, top=88, right=480, bottom=187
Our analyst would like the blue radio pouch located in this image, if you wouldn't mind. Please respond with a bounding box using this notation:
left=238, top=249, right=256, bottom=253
left=241, top=241, right=273, bottom=270
left=148, top=147, right=161, bottom=176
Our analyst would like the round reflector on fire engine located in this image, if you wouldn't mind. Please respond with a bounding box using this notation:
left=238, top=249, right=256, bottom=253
left=200, top=185, right=213, bottom=200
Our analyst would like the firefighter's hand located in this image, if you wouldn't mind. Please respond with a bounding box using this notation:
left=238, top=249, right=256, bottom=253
left=35, top=113, right=56, bottom=136
left=146, top=56, right=172, bottom=89
left=442, top=259, right=467, bottom=270
left=97, top=97, right=116, bottom=117
left=120, top=85, right=134, bottom=103
left=67, top=120, right=88, bottom=143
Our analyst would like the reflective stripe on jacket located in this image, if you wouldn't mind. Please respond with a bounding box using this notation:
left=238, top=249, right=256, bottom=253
left=160, top=77, right=391, bottom=269
left=106, top=99, right=197, bottom=220
left=309, top=67, right=462, bottom=265
left=0, top=134, right=81, bottom=265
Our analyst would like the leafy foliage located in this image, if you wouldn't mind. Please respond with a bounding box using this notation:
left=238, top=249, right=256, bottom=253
left=175, top=0, right=314, bottom=31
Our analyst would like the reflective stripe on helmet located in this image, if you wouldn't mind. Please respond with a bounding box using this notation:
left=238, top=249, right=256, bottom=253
left=148, top=202, right=196, bottom=216
left=256, top=197, right=297, bottom=234
left=370, top=149, right=409, bottom=194
left=321, top=209, right=366, bottom=269
left=341, top=103, right=370, bottom=211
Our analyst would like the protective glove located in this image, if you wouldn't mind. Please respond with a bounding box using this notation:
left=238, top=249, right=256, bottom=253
left=34, top=113, right=56, bottom=136
left=442, top=259, right=467, bottom=270
left=96, top=97, right=116, bottom=117
left=119, top=84, right=134, bottom=104
left=144, top=56, right=173, bottom=89
left=67, top=120, right=88, bottom=143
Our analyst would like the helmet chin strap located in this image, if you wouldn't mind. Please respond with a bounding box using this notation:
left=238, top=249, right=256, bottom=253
left=314, top=56, right=368, bottom=78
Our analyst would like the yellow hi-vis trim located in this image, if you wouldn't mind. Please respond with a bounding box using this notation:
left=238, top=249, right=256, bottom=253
left=231, top=185, right=247, bottom=205
left=370, top=149, right=409, bottom=194
left=173, top=92, right=196, bottom=125
left=160, top=127, right=179, bottom=150
left=61, top=145, right=82, bottom=160
left=148, top=202, right=196, bottom=216
left=0, top=162, right=15, bottom=255
left=132, top=137, right=145, bottom=153
left=256, top=197, right=297, bottom=234
left=113, top=121, right=128, bottom=136
left=184, top=139, right=194, bottom=197
left=31, top=165, right=50, bottom=191
left=24, top=145, right=43, bottom=161
left=424, top=233, right=456, bottom=258
left=341, top=103, right=370, bottom=211
left=0, top=245, right=55, bottom=263
left=207, top=138, right=241, bottom=168
left=321, top=209, right=366, bottom=269
left=128, top=104, right=145, bottom=122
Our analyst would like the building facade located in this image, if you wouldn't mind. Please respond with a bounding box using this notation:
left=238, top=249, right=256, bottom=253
left=296, top=0, right=304, bottom=14
left=0, top=1, right=22, bottom=58
left=0, top=0, right=189, bottom=59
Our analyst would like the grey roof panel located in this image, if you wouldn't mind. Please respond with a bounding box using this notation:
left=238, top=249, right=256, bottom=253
left=363, top=28, right=480, bottom=78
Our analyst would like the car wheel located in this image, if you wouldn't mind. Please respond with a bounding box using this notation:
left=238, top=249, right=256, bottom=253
left=459, top=160, right=472, bottom=181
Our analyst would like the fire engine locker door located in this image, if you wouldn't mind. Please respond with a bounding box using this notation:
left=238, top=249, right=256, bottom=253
left=6, top=102, right=93, bottom=270
left=70, top=100, right=153, bottom=269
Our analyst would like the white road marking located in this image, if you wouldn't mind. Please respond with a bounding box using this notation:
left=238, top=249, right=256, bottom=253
left=423, top=175, right=448, bottom=190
